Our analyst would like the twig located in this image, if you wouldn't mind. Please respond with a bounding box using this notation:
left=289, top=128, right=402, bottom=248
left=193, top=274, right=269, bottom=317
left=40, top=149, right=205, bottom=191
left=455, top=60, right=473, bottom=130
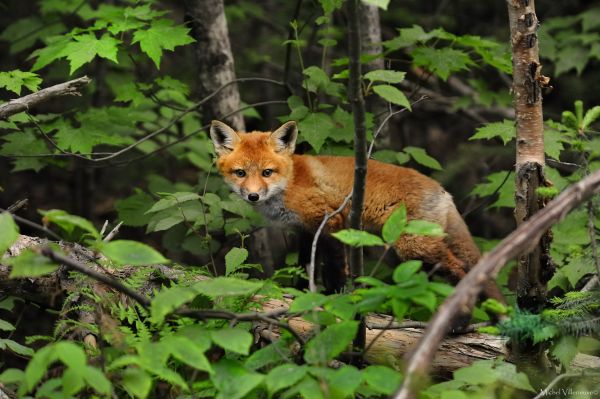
left=582, top=275, right=599, bottom=292
left=366, top=320, right=491, bottom=333
left=532, top=372, right=583, bottom=399
left=103, top=222, right=123, bottom=242
left=99, top=220, right=109, bottom=237
left=0, top=76, right=91, bottom=120
left=0, top=207, right=62, bottom=241
left=6, top=199, right=28, bottom=213
left=393, top=169, right=600, bottom=399
left=283, top=0, right=303, bottom=84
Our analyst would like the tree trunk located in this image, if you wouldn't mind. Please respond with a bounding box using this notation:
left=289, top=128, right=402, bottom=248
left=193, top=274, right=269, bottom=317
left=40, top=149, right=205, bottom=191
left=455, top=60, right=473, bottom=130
left=184, top=0, right=245, bottom=131
left=507, top=0, right=552, bottom=312
left=359, top=3, right=391, bottom=147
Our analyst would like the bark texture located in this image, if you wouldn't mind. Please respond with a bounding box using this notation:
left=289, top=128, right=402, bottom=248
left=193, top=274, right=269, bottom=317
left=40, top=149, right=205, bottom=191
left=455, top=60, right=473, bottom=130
left=184, top=0, right=245, bottom=130
left=507, top=0, right=552, bottom=312
left=359, top=3, right=391, bottom=147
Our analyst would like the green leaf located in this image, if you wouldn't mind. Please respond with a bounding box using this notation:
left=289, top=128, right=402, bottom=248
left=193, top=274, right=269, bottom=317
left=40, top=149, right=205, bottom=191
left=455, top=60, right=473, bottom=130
left=115, top=191, right=154, bottom=227
left=561, top=256, right=596, bottom=287
left=364, top=69, right=405, bottom=84
left=0, top=70, right=42, bottom=95
left=83, top=366, right=111, bottom=394
left=404, top=220, right=445, bottom=236
left=39, top=209, right=100, bottom=239
left=245, top=340, right=291, bottom=370
left=298, top=112, right=335, bottom=152
left=163, top=336, right=213, bottom=372
left=3, top=339, right=34, bottom=356
left=212, top=359, right=264, bottom=399
left=132, top=19, right=195, bottom=68
left=453, top=360, right=497, bottom=384
left=382, top=205, right=407, bottom=243
left=62, top=368, right=85, bottom=396
left=470, top=171, right=515, bottom=209
left=470, top=120, right=515, bottom=145
left=0, top=131, right=49, bottom=172
left=372, top=85, right=411, bottom=110
left=146, top=192, right=201, bottom=213
left=582, top=105, right=600, bottom=130
left=0, top=368, right=24, bottom=385
left=392, top=260, right=422, bottom=283
left=225, top=247, right=249, bottom=276
left=412, top=47, right=474, bottom=81
left=0, top=212, right=19, bottom=256
left=290, top=292, right=329, bottom=313
left=121, top=368, right=152, bottom=399
left=555, top=46, right=588, bottom=76
left=383, top=25, right=441, bottom=50
left=30, top=35, right=72, bottom=71
left=332, top=229, right=385, bottom=247
left=151, top=286, right=198, bottom=324
left=412, top=290, right=437, bottom=312
left=192, top=277, right=263, bottom=298
left=0, top=319, right=15, bottom=331
left=403, top=146, right=442, bottom=170
left=544, top=128, right=564, bottom=160
left=266, top=364, right=306, bottom=394
left=303, top=66, right=344, bottom=97
left=6, top=249, right=58, bottom=278
left=210, top=328, right=253, bottom=355
left=64, top=33, right=121, bottom=74
left=362, top=365, right=403, bottom=395
left=324, top=365, right=362, bottom=398
left=532, top=325, right=559, bottom=344
left=304, top=321, right=358, bottom=364
left=101, top=240, right=168, bottom=266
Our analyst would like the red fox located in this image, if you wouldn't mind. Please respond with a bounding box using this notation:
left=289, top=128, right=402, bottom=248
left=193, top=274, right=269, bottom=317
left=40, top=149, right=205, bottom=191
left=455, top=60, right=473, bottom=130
left=210, top=120, right=504, bottom=301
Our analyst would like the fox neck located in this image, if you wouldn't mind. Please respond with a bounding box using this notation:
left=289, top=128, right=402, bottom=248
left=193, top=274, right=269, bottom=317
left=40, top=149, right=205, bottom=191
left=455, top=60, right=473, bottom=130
left=256, top=191, right=301, bottom=227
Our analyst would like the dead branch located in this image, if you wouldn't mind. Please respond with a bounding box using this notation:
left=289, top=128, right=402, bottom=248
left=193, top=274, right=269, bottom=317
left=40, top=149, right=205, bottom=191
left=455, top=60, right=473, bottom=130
left=0, top=76, right=91, bottom=120
left=393, top=169, right=600, bottom=399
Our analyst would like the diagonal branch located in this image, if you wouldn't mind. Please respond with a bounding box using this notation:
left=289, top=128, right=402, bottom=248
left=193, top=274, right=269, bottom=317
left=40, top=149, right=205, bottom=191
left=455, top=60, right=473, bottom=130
left=393, top=168, right=600, bottom=399
left=0, top=76, right=91, bottom=120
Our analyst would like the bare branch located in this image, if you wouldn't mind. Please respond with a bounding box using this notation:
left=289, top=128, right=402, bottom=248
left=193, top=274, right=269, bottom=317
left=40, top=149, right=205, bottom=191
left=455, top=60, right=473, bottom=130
left=0, top=76, right=91, bottom=120
left=393, top=169, right=600, bottom=399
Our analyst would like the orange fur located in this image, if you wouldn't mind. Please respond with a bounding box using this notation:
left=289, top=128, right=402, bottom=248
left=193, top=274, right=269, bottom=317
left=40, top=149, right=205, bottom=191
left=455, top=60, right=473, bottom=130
left=209, top=121, right=504, bottom=301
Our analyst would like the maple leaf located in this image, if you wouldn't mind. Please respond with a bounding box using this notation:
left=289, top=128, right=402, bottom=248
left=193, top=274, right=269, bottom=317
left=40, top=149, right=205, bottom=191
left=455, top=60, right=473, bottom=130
left=64, top=33, right=121, bottom=74
left=412, top=47, right=474, bottom=81
left=0, top=70, right=42, bottom=95
left=132, top=19, right=195, bottom=68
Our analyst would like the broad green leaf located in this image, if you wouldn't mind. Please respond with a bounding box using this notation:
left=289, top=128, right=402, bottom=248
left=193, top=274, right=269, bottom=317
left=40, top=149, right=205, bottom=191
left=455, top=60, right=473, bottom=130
left=382, top=205, right=407, bottom=243
left=266, top=364, right=306, bottom=394
left=0, top=212, right=19, bottom=256
left=115, top=191, right=154, bottom=227
left=210, top=328, right=253, bottom=355
left=303, top=66, right=344, bottom=97
left=6, top=249, right=58, bottom=278
left=30, top=35, right=72, bottom=71
left=555, top=46, right=588, bottom=76
left=64, top=33, right=121, bottom=74
left=146, top=192, right=201, bottom=213
left=146, top=201, right=204, bottom=232
left=121, top=368, right=152, bottom=399
left=192, top=277, right=263, bottom=298
left=101, top=240, right=168, bottom=266
left=561, top=256, right=596, bottom=287
left=0, top=319, right=15, bottom=331
left=453, top=360, right=498, bottom=384
left=403, top=146, right=442, bottom=170
left=62, top=368, right=84, bottom=396
left=245, top=340, right=291, bottom=370
left=532, top=325, right=559, bottom=344
left=392, top=260, right=422, bottom=283
left=163, top=336, right=213, bottom=372
left=582, top=106, right=600, bottom=130
left=372, top=85, right=411, bottom=110
left=362, top=365, right=402, bottom=395
left=39, top=209, right=100, bottom=239
left=132, top=19, right=195, bottom=68
left=2, top=339, right=33, bottom=356
left=82, top=366, right=111, bottom=394
left=304, top=321, right=358, bottom=364
left=404, top=220, right=445, bottom=236
left=384, top=25, right=441, bottom=50
left=212, top=359, right=264, bottom=399
left=412, top=290, right=437, bottom=312
left=0, top=70, right=42, bottom=95
left=364, top=69, right=405, bottom=84
left=225, top=247, right=249, bottom=276
left=324, top=365, right=362, bottom=398
left=298, top=112, right=335, bottom=152
left=0, top=131, right=49, bottom=172
left=412, top=47, right=474, bottom=81
left=290, top=292, right=329, bottom=313
left=470, top=120, right=515, bottom=145
left=544, top=128, right=564, bottom=160
left=0, top=368, right=24, bottom=385
left=332, top=229, right=385, bottom=247
left=55, top=341, right=87, bottom=369
left=151, top=286, right=197, bottom=324
left=470, top=171, right=515, bottom=209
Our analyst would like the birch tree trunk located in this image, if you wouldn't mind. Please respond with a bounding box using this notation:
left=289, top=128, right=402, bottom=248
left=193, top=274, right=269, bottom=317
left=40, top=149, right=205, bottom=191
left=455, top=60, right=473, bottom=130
left=359, top=3, right=391, bottom=147
left=507, top=0, right=552, bottom=312
left=184, top=0, right=245, bottom=131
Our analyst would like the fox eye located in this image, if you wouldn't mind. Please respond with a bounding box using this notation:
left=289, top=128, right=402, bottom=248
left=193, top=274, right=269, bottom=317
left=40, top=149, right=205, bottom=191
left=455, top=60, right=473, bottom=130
left=262, top=169, right=273, bottom=177
left=234, top=169, right=246, bottom=177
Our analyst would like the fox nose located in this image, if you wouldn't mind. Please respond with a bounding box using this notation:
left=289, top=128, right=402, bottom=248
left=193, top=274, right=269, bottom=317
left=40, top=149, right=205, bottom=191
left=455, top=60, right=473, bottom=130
left=247, top=193, right=260, bottom=202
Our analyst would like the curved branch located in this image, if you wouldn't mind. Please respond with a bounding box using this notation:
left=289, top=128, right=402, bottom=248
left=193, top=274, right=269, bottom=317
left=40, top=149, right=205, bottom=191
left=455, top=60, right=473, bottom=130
left=0, top=76, right=91, bottom=120
left=393, top=169, right=600, bottom=399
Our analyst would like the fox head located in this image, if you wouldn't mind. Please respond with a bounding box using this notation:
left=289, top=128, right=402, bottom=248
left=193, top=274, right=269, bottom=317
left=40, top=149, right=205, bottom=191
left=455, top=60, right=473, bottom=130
left=209, top=120, right=298, bottom=203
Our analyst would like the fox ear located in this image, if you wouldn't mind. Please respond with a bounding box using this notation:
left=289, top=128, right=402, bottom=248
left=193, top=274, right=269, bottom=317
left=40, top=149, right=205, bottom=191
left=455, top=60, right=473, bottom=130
left=210, top=120, right=240, bottom=155
left=270, top=121, right=298, bottom=153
